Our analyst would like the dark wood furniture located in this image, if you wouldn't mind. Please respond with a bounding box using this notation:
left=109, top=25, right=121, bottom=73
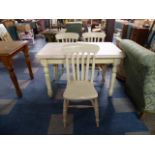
left=130, top=27, right=149, bottom=46
left=121, top=22, right=149, bottom=46
left=42, top=29, right=61, bottom=42
left=105, top=19, right=115, bottom=42
left=121, top=23, right=129, bottom=39
left=0, top=41, right=34, bottom=97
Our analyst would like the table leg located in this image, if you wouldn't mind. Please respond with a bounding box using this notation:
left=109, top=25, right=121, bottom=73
left=1, top=57, right=22, bottom=97
left=108, top=60, right=118, bottom=96
left=23, top=45, right=34, bottom=79
left=41, top=60, right=52, bottom=97
left=53, top=64, right=58, bottom=80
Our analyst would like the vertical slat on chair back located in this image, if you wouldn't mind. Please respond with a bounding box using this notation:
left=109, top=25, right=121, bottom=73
left=0, top=24, right=12, bottom=41
left=82, top=32, right=106, bottom=42
left=64, top=44, right=99, bottom=83
left=81, top=52, right=85, bottom=80
left=56, top=32, right=79, bottom=43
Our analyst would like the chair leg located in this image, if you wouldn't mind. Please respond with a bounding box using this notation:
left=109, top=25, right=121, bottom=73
left=94, top=98, right=99, bottom=127
left=101, top=65, right=107, bottom=82
left=63, top=99, right=68, bottom=127
left=139, top=111, right=146, bottom=120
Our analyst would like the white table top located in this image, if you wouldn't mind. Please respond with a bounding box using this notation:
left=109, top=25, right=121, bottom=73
left=36, top=42, right=122, bottom=59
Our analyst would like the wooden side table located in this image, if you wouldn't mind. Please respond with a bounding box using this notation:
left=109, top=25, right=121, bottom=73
left=0, top=41, right=34, bottom=97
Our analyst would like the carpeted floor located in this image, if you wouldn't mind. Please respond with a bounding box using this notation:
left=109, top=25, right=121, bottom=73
left=0, top=37, right=153, bottom=135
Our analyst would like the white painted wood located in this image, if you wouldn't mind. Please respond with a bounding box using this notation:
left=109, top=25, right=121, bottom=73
left=64, top=45, right=98, bottom=82
left=63, top=44, right=100, bottom=127
left=40, top=59, right=52, bottom=97
left=108, top=59, right=120, bottom=96
left=36, top=42, right=122, bottom=59
left=85, top=52, right=90, bottom=81
left=82, top=32, right=106, bottom=42
left=81, top=53, right=85, bottom=80
left=82, top=32, right=106, bottom=81
left=55, top=32, right=79, bottom=76
left=91, top=53, right=95, bottom=83
left=66, top=56, right=70, bottom=83
left=36, top=42, right=123, bottom=98
left=71, top=55, right=76, bottom=80
left=0, top=24, right=12, bottom=41
left=55, top=32, right=79, bottom=43
left=76, top=53, right=80, bottom=80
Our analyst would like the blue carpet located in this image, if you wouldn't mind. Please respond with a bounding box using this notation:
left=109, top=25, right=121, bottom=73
left=0, top=38, right=149, bottom=134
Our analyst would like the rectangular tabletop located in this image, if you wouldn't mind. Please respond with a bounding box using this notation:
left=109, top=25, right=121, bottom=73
left=36, top=42, right=122, bottom=59
left=0, top=41, right=28, bottom=56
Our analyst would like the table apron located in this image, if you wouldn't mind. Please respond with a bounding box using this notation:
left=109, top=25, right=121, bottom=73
left=40, top=58, right=120, bottom=65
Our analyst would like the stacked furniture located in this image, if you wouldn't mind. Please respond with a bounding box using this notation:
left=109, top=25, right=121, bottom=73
left=117, top=20, right=149, bottom=46
left=16, top=23, right=35, bottom=45
left=119, top=39, right=155, bottom=115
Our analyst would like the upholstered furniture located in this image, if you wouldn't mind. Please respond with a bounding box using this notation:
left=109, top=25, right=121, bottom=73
left=65, top=22, right=82, bottom=36
left=0, top=41, right=34, bottom=97
left=16, top=24, right=35, bottom=44
left=6, top=26, right=19, bottom=40
left=119, top=39, right=155, bottom=114
left=63, top=44, right=100, bottom=127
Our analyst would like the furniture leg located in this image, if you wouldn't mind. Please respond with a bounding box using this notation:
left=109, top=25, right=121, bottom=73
left=53, top=64, right=58, bottom=80
left=139, top=112, right=146, bottom=120
left=23, top=45, right=34, bottom=79
left=41, top=59, right=52, bottom=97
left=63, top=99, right=68, bottom=127
left=1, top=57, right=22, bottom=97
left=94, top=98, right=99, bottom=127
left=108, top=60, right=118, bottom=96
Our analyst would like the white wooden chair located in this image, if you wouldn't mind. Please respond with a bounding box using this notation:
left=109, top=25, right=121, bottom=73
left=55, top=32, right=79, bottom=76
left=55, top=32, right=79, bottom=42
left=82, top=32, right=106, bottom=81
left=82, top=32, right=106, bottom=42
left=63, top=43, right=100, bottom=127
left=0, top=24, right=12, bottom=41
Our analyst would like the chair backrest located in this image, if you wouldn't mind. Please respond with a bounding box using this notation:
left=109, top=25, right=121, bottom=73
left=63, top=43, right=99, bottom=83
left=0, top=24, right=13, bottom=41
left=56, top=32, right=79, bottom=42
left=82, top=32, right=106, bottom=42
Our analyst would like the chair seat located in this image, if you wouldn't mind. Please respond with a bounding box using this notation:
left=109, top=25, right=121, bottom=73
left=63, top=81, right=98, bottom=100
